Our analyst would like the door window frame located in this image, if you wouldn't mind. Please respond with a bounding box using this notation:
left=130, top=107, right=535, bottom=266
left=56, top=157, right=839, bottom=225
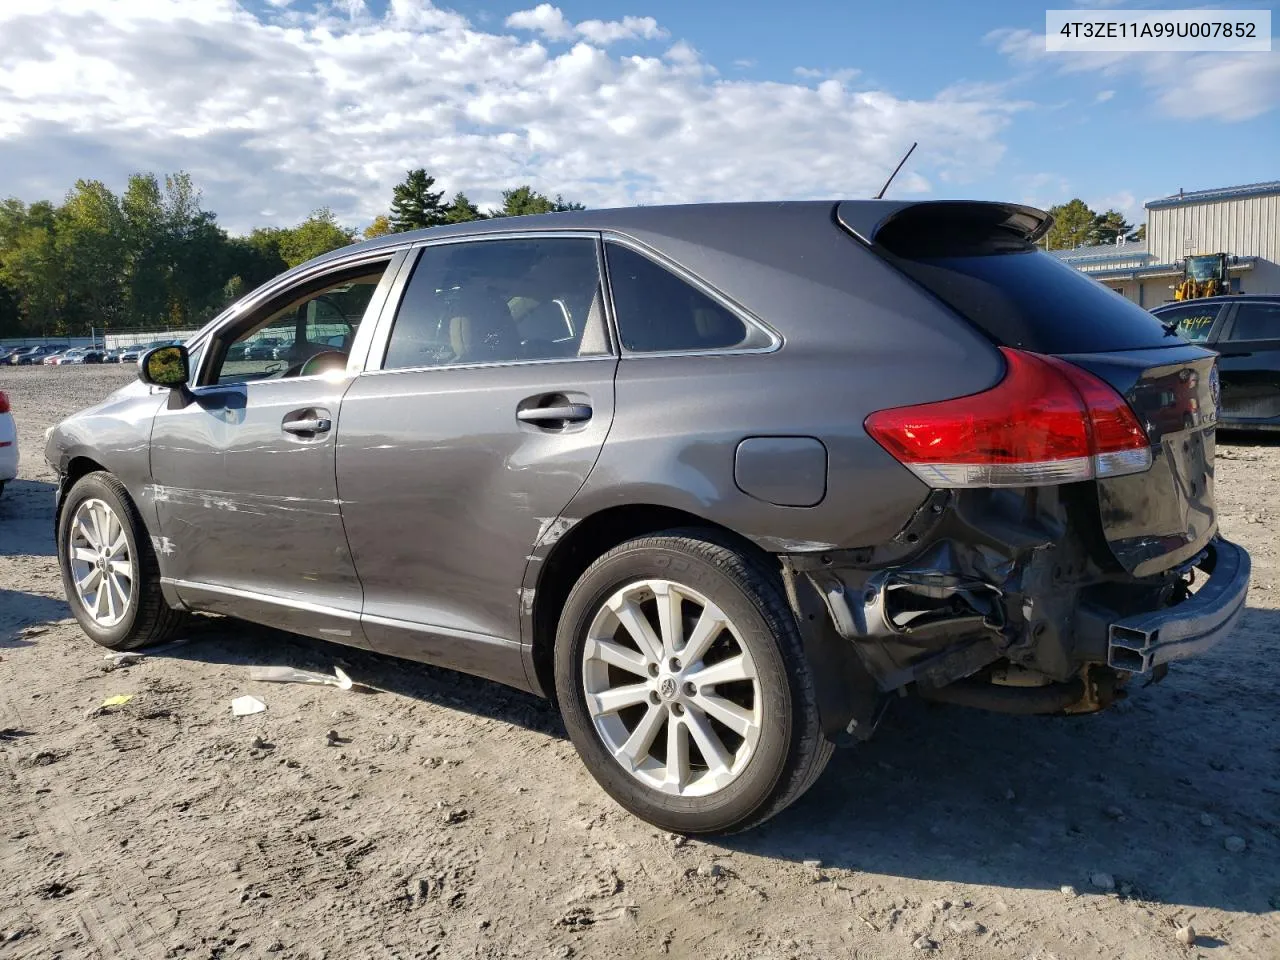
left=360, top=230, right=619, bottom=377
left=180, top=248, right=411, bottom=391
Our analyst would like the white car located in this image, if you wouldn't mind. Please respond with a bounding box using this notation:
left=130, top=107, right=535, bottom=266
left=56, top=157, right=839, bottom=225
left=0, top=390, right=16, bottom=496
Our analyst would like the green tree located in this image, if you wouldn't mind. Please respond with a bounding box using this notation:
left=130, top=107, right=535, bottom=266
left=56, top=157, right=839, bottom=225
left=1042, top=198, right=1097, bottom=250
left=443, top=191, right=485, bottom=224
left=278, top=208, right=355, bottom=267
left=363, top=214, right=393, bottom=239
left=493, top=185, right=585, bottom=217
left=1087, top=209, right=1133, bottom=247
left=1128, top=223, right=1147, bottom=243
left=121, top=173, right=170, bottom=328
left=389, top=169, right=446, bottom=231
left=55, top=179, right=128, bottom=333
left=0, top=200, right=64, bottom=335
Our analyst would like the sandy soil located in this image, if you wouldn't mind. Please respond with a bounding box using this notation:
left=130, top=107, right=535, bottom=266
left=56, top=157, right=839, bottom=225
left=1, top=364, right=1277, bottom=960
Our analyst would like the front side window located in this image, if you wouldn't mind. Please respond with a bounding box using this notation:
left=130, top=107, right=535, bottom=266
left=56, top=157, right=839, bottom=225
left=1227, top=302, right=1280, bottom=342
left=383, top=237, right=608, bottom=370
left=208, top=263, right=388, bottom=385
left=1155, top=303, right=1220, bottom=343
left=605, top=243, right=766, bottom=353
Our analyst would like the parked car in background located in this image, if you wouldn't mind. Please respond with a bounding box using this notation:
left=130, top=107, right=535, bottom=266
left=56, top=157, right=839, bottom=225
left=9, top=344, right=68, bottom=365
left=1152, top=295, right=1280, bottom=431
left=45, top=200, right=1248, bottom=834
left=0, top=389, right=16, bottom=498
left=244, top=337, right=282, bottom=361
left=61, top=347, right=106, bottom=364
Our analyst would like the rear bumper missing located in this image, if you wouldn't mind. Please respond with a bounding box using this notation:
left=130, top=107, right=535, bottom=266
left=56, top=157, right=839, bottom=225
left=1103, top=537, right=1250, bottom=674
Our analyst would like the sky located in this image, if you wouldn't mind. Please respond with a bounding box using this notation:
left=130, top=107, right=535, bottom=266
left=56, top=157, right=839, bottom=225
left=0, top=0, right=1276, bottom=234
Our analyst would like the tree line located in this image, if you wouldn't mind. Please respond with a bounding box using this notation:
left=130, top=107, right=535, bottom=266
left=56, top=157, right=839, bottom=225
left=0, top=169, right=583, bottom=338
left=0, top=169, right=1150, bottom=339
left=1039, top=199, right=1144, bottom=251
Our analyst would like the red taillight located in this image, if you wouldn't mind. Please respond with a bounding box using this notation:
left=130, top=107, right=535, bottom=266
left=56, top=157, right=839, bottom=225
left=0, top=391, right=9, bottom=414
left=864, top=347, right=1151, bottom=488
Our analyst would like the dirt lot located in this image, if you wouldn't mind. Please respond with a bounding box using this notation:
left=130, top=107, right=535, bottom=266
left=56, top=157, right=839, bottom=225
left=1, top=364, right=1277, bottom=960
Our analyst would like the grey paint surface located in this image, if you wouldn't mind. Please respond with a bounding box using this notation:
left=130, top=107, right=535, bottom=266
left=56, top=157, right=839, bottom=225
left=148, top=376, right=370, bottom=646
left=734, top=437, right=827, bottom=507
left=336, top=358, right=617, bottom=677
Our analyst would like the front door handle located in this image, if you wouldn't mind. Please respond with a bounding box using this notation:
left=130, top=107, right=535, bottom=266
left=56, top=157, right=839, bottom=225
left=283, top=416, right=332, bottom=435
left=517, top=404, right=592, bottom=424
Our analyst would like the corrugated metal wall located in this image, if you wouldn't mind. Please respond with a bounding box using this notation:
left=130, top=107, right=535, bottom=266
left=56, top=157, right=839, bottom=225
left=1149, top=193, right=1280, bottom=264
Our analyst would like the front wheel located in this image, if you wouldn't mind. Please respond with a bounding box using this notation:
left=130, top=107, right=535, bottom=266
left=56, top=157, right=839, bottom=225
left=554, top=531, right=832, bottom=834
left=57, top=471, right=185, bottom=650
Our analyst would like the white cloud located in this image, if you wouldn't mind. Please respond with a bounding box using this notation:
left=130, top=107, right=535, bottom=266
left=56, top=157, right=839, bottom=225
left=506, top=4, right=667, bottom=46
left=986, top=26, right=1280, bottom=121
left=0, top=0, right=1022, bottom=232
left=505, top=3, right=573, bottom=41
left=1095, top=89, right=1114, bottom=103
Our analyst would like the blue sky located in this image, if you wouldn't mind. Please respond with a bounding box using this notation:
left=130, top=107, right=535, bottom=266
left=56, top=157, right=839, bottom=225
left=2, top=1, right=1276, bottom=232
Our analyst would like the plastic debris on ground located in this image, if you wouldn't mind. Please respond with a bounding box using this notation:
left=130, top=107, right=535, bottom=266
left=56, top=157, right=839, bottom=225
left=249, top=665, right=354, bottom=690
left=231, top=696, right=268, bottom=717
left=100, top=695, right=133, bottom=708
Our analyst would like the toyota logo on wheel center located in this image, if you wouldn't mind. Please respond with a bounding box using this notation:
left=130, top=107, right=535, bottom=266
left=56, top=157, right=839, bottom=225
left=658, top=677, right=678, bottom=700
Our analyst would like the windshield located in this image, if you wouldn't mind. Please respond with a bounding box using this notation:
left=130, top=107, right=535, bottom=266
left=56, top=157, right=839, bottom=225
left=1186, top=255, right=1224, bottom=282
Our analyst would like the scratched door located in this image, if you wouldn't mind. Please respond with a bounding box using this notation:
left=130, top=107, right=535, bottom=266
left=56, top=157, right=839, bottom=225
left=148, top=375, right=370, bottom=647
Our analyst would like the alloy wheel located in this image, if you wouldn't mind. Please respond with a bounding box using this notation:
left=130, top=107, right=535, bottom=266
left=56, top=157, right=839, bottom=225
left=68, top=498, right=135, bottom=627
left=582, top=579, right=762, bottom=797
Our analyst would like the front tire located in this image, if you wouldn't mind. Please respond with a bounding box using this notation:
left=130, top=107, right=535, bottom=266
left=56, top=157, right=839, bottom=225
left=57, top=471, right=185, bottom=650
left=554, top=530, right=832, bottom=834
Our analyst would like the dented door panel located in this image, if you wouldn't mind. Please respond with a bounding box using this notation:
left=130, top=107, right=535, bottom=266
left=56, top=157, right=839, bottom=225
left=148, top=377, right=369, bottom=646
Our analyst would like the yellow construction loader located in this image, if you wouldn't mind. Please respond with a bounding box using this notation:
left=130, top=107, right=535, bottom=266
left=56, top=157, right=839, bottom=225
left=1173, top=253, right=1236, bottom=301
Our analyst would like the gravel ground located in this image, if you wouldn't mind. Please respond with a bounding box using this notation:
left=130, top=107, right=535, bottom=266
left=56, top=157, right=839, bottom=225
left=1, top=364, right=1278, bottom=960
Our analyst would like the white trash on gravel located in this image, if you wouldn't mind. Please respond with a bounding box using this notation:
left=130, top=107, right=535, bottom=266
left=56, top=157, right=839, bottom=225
left=231, top=695, right=267, bottom=717
left=249, top=665, right=354, bottom=690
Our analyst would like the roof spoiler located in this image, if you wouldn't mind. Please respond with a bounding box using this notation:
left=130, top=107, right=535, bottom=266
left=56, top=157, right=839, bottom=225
left=838, top=200, right=1054, bottom=250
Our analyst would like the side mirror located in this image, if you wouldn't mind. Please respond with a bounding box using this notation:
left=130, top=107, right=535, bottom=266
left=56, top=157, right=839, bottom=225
left=139, top=345, right=194, bottom=408
left=139, top=344, right=190, bottom=387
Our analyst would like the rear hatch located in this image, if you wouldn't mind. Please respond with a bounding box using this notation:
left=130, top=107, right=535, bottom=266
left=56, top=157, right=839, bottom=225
left=841, top=200, right=1218, bottom=578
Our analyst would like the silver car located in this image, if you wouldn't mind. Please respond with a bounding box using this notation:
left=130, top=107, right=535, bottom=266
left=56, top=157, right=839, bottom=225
left=45, top=201, right=1249, bottom=833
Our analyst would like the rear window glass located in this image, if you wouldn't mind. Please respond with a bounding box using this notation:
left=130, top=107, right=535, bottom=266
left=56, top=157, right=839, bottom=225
left=884, top=249, right=1177, bottom=354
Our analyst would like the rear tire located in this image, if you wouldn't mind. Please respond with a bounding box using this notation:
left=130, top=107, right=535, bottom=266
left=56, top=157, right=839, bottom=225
left=57, top=471, right=185, bottom=651
left=554, top=529, right=832, bottom=834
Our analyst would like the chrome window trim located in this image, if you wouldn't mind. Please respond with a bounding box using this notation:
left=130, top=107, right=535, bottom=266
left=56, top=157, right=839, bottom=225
left=600, top=231, right=783, bottom=358
left=363, top=231, right=616, bottom=374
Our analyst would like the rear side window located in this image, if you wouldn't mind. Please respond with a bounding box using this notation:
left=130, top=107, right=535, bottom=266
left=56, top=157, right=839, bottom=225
left=1226, top=302, right=1280, bottom=341
left=1154, top=303, right=1221, bottom=343
left=865, top=204, right=1177, bottom=354
left=606, top=244, right=769, bottom=353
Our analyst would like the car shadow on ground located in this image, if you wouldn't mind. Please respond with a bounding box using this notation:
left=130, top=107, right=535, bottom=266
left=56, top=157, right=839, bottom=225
left=151, top=606, right=1278, bottom=915
left=159, top=615, right=565, bottom=737
left=0, top=588, right=70, bottom=642
left=0, top=478, right=58, bottom=558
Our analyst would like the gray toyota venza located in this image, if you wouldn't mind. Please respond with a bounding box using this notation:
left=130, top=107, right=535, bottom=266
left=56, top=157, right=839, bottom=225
left=47, top=201, right=1249, bottom=833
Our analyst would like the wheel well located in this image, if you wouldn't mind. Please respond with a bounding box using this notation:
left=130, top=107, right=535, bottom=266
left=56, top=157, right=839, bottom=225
left=55, top=456, right=108, bottom=523
left=529, top=504, right=771, bottom=699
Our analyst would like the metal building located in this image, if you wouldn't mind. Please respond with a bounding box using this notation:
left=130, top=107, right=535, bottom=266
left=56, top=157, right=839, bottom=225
left=1053, top=180, right=1280, bottom=306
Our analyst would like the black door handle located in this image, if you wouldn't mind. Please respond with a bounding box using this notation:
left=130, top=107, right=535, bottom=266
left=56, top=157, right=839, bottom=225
left=517, top=404, right=592, bottom=424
